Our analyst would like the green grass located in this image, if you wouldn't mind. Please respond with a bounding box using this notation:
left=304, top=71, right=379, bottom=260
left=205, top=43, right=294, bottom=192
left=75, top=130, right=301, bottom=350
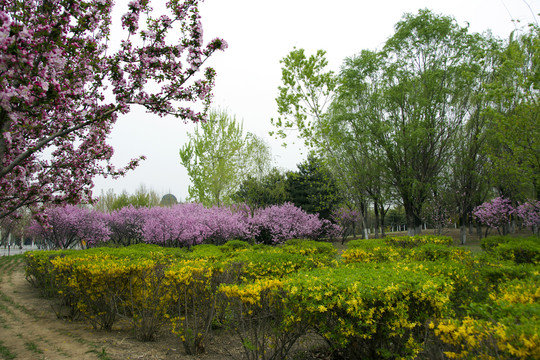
left=0, top=340, right=16, bottom=360
left=86, top=348, right=111, bottom=360
left=24, top=341, right=43, bottom=355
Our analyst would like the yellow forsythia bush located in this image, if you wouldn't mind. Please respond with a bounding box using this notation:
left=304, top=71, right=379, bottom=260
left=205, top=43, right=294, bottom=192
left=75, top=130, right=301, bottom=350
left=24, top=238, right=538, bottom=360
left=284, top=262, right=454, bottom=359
left=166, top=259, right=228, bottom=354
left=434, top=277, right=540, bottom=359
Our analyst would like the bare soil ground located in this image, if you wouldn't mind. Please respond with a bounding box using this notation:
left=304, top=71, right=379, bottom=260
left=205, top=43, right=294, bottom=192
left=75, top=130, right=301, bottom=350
left=0, top=227, right=534, bottom=360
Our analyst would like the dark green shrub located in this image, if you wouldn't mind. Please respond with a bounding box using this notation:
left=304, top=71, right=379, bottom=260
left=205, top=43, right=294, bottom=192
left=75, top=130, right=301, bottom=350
left=346, top=239, right=385, bottom=249
left=481, top=236, right=511, bottom=252
left=221, top=239, right=251, bottom=251
left=385, top=235, right=453, bottom=248
left=494, top=240, right=540, bottom=264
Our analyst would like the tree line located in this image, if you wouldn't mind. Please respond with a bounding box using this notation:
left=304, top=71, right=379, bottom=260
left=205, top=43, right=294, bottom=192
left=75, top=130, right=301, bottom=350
left=270, top=9, right=539, bottom=243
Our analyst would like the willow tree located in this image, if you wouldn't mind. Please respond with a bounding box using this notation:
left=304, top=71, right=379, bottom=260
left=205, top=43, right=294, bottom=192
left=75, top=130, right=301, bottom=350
left=271, top=48, right=374, bottom=237
left=180, top=109, right=271, bottom=206
left=485, top=25, right=540, bottom=202
left=367, top=10, right=489, bottom=234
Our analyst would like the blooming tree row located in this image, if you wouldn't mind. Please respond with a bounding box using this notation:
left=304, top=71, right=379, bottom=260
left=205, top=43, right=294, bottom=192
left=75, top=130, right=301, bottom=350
left=28, top=202, right=341, bottom=249
left=473, top=197, right=540, bottom=235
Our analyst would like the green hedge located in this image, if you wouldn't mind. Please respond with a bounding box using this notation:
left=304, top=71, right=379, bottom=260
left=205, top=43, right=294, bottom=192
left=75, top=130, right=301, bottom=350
left=24, top=236, right=540, bottom=360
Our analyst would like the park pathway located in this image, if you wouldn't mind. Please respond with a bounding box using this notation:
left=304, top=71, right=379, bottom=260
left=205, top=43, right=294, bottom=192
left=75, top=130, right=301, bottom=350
left=0, top=256, right=106, bottom=360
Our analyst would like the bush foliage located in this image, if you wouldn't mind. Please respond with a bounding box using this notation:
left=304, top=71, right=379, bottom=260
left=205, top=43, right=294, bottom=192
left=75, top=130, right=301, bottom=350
left=25, top=235, right=539, bottom=359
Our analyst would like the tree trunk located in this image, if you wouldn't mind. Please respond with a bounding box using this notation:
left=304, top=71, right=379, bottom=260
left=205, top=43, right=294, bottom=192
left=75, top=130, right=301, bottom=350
left=510, top=218, right=516, bottom=234
left=373, top=201, right=380, bottom=239
left=460, top=225, right=466, bottom=245
left=404, top=199, right=423, bottom=236
left=379, top=203, right=387, bottom=238
left=460, top=214, right=467, bottom=245
left=363, top=227, right=369, bottom=239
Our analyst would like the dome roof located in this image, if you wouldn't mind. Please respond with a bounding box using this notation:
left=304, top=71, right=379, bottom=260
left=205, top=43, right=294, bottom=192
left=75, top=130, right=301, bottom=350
left=160, top=193, right=178, bottom=207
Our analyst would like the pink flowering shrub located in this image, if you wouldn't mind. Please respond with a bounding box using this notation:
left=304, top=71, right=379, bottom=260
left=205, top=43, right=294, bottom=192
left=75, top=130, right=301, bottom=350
left=516, top=200, right=540, bottom=235
left=29, top=205, right=110, bottom=249
left=142, top=206, right=196, bottom=246
left=105, top=206, right=148, bottom=246
left=250, top=203, right=340, bottom=244
left=331, top=207, right=362, bottom=240
left=29, top=202, right=339, bottom=248
left=141, top=204, right=252, bottom=247
left=473, top=197, right=515, bottom=235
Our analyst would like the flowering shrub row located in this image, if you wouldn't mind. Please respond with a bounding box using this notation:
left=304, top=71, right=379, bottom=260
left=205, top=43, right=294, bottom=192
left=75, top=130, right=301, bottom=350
left=25, top=236, right=539, bottom=359
left=29, top=202, right=341, bottom=249
left=481, top=236, right=540, bottom=264
left=343, top=236, right=466, bottom=264
left=474, top=197, right=540, bottom=234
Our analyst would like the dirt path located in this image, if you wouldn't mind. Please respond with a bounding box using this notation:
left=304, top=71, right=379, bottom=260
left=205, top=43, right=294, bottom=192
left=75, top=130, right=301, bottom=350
left=0, top=256, right=255, bottom=360
left=0, top=256, right=112, bottom=359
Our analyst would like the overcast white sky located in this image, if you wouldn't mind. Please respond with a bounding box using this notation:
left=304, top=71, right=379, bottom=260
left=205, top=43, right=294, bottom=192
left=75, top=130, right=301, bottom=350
left=93, top=0, right=540, bottom=201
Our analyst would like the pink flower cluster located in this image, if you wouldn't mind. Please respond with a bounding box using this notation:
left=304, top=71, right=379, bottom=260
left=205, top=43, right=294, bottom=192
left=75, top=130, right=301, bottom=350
left=29, top=203, right=341, bottom=249
left=28, top=205, right=110, bottom=249
left=331, top=207, right=362, bottom=237
left=516, top=200, right=540, bottom=229
left=141, top=204, right=251, bottom=247
left=473, top=197, right=515, bottom=230
left=250, top=202, right=341, bottom=244
left=0, top=0, right=227, bottom=220
left=473, top=197, right=540, bottom=232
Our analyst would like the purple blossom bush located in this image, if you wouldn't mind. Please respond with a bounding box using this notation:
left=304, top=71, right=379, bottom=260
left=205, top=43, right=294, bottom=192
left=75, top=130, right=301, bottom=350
left=28, top=202, right=340, bottom=248
left=473, top=197, right=515, bottom=235
left=250, top=202, right=340, bottom=244
left=105, top=205, right=148, bottom=246
left=516, top=200, right=540, bottom=235
left=197, top=206, right=253, bottom=245
left=331, top=207, right=362, bottom=241
left=29, top=205, right=110, bottom=249
left=141, top=204, right=252, bottom=247
left=142, top=206, right=196, bottom=247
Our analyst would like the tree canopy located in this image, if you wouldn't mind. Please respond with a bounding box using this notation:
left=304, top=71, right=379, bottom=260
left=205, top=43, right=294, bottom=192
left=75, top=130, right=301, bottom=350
left=272, top=9, right=540, bottom=235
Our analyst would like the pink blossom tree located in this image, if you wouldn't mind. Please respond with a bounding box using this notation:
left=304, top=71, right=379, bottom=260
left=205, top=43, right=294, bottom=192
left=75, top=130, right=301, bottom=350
left=516, top=200, right=540, bottom=235
left=105, top=205, right=148, bottom=246
left=331, top=207, right=362, bottom=244
left=250, top=202, right=341, bottom=244
left=0, top=0, right=226, bottom=219
left=473, top=197, right=515, bottom=235
left=141, top=203, right=252, bottom=247
left=28, top=205, right=110, bottom=249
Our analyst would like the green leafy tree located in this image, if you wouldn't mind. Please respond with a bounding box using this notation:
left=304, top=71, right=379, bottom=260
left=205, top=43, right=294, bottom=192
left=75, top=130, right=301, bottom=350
left=485, top=25, right=540, bottom=201
left=444, top=32, right=502, bottom=243
left=272, top=48, right=374, bottom=237
left=94, top=185, right=161, bottom=212
left=375, top=10, right=485, bottom=234
left=328, top=50, right=393, bottom=238
left=285, top=154, right=341, bottom=220
left=180, top=109, right=272, bottom=206
left=271, top=47, right=336, bottom=147
left=234, top=168, right=287, bottom=211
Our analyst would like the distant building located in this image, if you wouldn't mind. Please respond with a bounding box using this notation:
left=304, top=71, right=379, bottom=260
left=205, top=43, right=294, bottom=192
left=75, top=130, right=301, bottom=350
left=160, top=193, right=178, bottom=207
